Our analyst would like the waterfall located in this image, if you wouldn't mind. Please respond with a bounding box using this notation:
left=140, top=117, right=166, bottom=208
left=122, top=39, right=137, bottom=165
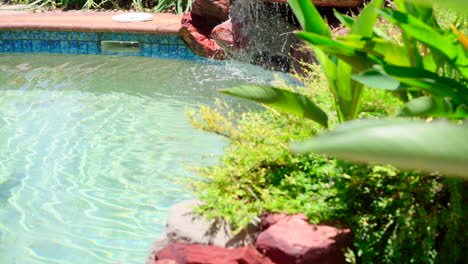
left=229, top=0, right=299, bottom=72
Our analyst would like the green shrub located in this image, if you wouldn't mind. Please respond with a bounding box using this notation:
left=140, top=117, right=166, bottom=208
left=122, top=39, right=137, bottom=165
left=189, top=100, right=467, bottom=263
left=11, top=0, right=191, bottom=13
left=188, top=56, right=467, bottom=264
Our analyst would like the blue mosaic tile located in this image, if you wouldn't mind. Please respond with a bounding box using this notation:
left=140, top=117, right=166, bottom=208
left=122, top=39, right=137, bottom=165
left=169, top=45, right=178, bottom=56
left=13, top=40, right=23, bottom=52
left=150, top=34, right=161, bottom=43
left=50, top=31, right=59, bottom=40
left=128, top=33, right=139, bottom=42
left=51, top=40, right=60, bottom=53
left=101, top=32, right=111, bottom=40
left=32, top=31, right=41, bottom=40
left=111, top=33, right=121, bottom=41
left=121, top=33, right=128, bottom=41
left=69, top=32, right=78, bottom=41
left=22, top=31, right=31, bottom=39
left=13, top=31, right=22, bottom=40
left=78, top=32, right=87, bottom=41
left=59, top=31, right=68, bottom=40
left=41, top=31, right=49, bottom=39
left=178, top=45, right=187, bottom=56
left=169, top=35, right=178, bottom=45
left=32, top=40, right=41, bottom=52
left=60, top=41, right=69, bottom=53
left=88, top=41, right=98, bottom=54
left=160, top=44, right=169, bottom=57
left=186, top=48, right=196, bottom=58
left=40, top=40, right=50, bottom=52
left=3, top=40, right=12, bottom=52
left=177, top=37, right=185, bottom=45
left=23, top=40, right=32, bottom=52
left=78, top=41, right=87, bottom=54
left=151, top=44, right=160, bottom=57
left=0, top=29, right=194, bottom=60
left=160, top=35, right=169, bottom=44
left=88, top=32, right=98, bottom=41
left=143, top=34, right=151, bottom=43
left=2, top=31, right=12, bottom=40
left=69, top=41, right=79, bottom=54
left=141, top=43, right=151, bottom=57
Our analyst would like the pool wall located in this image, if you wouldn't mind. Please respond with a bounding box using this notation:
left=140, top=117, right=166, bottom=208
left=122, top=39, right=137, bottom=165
left=0, top=30, right=197, bottom=59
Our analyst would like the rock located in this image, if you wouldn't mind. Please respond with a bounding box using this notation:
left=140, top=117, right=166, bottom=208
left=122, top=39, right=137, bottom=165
left=191, top=0, right=231, bottom=25
left=154, top=242, right=275, bottom=264
left=255, top=213, right=353, bottom=264
left=260, top=212, right=308, bottom=231
left=179, top=13, right=227, bottom=59
left=211, top=21, right=235, bottom=54
left=146, top=200, right=259, bottom=264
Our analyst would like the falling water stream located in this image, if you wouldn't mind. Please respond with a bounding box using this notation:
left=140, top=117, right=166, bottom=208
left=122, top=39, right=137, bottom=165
left=230, top=0, right=299, bottom=71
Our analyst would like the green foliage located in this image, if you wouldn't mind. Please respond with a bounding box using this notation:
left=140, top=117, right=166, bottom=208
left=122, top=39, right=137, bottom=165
left=220, top=85, right=329, bottom=127
left=332, top=164, right=467, bottom=264
left=188, top=99, right=333, bottom=229
left=291, top=119, right=468, bottom=179
left=188, top=93, right=467, bottom=263
left=286, top=0, right=468, bottom=179
left=11, top=0, right=191, bottom=13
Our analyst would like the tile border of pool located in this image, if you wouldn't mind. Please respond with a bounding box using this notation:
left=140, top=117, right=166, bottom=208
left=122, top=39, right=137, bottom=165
left=0, top=30, right=198, bottom=59
left=0, top=12, right=202, bottom=60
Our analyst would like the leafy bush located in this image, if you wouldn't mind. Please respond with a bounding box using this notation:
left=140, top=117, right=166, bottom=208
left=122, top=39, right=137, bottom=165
left=11, top=0, right=191, bottom=13
left=189, top=87, right=467, bottom=263
left=187, top=62, right=468, bottom=262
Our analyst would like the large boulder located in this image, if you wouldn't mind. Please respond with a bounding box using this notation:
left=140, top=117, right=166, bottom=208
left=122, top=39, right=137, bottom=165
left=179, top=13, right=227, bottom=59
left=146, top=200, right=259, bottom=264
left=191, top=0, right=231, bottom=25
left=211, top=20, right=235, bottom=54
left=255, top=213, right=353, bottom=264
left=154, top=243, right=275, bottom=264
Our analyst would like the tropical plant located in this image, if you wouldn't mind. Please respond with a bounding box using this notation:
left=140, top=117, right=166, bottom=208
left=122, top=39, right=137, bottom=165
left=221, top=0, right=468, bottom=178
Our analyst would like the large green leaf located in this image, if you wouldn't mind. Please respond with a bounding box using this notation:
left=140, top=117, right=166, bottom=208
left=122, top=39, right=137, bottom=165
left=296, top=32, right=380, bottom=72
left=411, top=0, right=468, bottom=16
left=221, top=85, right=329, bottom=128
left=397, top=96, right=454, bottom=117
left=352, top=65, right=468, bottom=105
left=290, top=119, right=468, bottom=179
left=352, top=68, right=404, bottom=90
left=379, top=9, right=468, bottom=78
left=350, top=0, right=383, bottom=37
left=288, top=0, right=331, bottom=37
left=338, top=35, right=411, bottom=66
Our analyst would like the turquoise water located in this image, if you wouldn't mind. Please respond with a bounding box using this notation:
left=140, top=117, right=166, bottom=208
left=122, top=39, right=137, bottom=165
left=0, top=54, right=286, bottom=264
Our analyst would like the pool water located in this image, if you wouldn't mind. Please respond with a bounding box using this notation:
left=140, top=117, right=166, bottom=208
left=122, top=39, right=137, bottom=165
left=0, top=54, right=288, bottom=264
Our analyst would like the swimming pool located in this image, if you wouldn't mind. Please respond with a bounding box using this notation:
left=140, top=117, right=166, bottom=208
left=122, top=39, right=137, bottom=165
left=0, top=53, right=286, bottom=264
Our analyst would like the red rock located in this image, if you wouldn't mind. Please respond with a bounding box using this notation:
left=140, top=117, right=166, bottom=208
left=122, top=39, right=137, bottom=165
left=211, top=21, right=234, bottom=53
left=154, top=242, right=275, bottom=264
left=260, top=212, right=308, bottom=231
left=179, top=13, right=227, bottom=60
left=255, top=213, right=353, bottom=264
left=191, top=0, right=231, bottom=25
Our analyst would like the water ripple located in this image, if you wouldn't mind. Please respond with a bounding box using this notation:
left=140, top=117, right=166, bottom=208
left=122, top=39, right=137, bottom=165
left=0, top=53, right=293, bottom=264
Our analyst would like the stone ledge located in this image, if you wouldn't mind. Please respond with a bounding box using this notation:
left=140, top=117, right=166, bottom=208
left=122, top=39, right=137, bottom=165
left=0, top=12, right=182, bottom=34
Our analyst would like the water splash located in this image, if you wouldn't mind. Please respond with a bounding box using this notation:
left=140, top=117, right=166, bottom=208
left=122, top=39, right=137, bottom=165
left=230, top=0, right=299, bottom=71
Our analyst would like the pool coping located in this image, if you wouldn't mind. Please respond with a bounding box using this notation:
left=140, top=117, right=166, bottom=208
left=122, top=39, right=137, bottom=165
left=0, top=11, right=182, bottom=35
